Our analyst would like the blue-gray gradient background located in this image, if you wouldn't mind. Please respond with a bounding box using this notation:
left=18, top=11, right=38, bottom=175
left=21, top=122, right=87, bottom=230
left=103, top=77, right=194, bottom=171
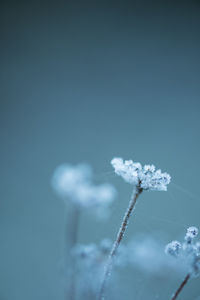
left=1, top=1, right=200, bottom=299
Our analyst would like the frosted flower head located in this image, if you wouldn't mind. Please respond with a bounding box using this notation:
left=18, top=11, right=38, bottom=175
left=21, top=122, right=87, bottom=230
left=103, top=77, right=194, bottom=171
left=186, top=227, right=199, bottom=239
left=52, top=163, right=116, bottom=210
left=165, top=226, right=200, bottom=277
left=165, top=241, right=182, bottom=257
left=111, top=157, right=171, bottom=191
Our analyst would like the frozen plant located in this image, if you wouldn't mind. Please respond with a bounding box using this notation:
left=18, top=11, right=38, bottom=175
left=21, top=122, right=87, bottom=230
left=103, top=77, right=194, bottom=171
left=98, top=157, right=171, bottom=300
left=165, top=226, right=200, bottom=300
left=51, top=163, right=116, bottom=300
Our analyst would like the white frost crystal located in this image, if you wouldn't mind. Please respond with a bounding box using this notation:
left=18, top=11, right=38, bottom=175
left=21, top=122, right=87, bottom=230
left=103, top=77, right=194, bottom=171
left=165, top=226, right=200, bottom=277
left=52, top=163, right=116, bottom=209
left=111, top=157, right=171, bottom=191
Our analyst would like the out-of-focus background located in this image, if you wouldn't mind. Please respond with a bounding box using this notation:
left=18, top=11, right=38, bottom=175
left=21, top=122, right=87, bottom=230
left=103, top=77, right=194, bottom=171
left=1, top=1, right=200, bottom=299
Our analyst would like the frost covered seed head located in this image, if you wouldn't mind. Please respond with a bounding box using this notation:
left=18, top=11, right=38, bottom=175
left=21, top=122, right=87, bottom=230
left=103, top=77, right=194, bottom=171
left=186, top=227, right=198, bottom=239
left=111, top=157, right=171, bottom=191
left=165, top=241, right=181, bottom=257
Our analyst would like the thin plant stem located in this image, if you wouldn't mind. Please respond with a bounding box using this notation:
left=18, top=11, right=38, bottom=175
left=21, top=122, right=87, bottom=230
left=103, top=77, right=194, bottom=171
left=66, top=204, right=80, bottom=300
left=67, top=204, right=80, bottom=249
left=98, top=185, right=143, bottom=300
left=171, top=273, right=190, bottom=300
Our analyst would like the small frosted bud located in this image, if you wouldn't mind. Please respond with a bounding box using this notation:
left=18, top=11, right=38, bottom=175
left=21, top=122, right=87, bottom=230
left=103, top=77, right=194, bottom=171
left=165, top=241, right=181, bottom=257
left=186, top=227, right=198, bottom=239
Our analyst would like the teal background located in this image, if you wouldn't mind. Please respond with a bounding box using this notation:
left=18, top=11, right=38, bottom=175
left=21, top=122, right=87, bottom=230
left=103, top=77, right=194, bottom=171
left=1, top=1, right=200, bottom=299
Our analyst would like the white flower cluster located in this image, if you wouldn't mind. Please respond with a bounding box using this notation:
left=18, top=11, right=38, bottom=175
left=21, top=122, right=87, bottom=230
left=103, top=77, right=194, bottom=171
left=52, top=163, right=116, bottom=208
left=165, top=226, right=200, bottom=277
left=111, top=157, right=171, bottom=191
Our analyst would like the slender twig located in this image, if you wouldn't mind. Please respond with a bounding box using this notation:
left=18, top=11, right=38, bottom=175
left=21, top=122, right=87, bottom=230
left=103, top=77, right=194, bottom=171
left=66, top=204, right=80, bottom=300
left=98, top=185, right=143, bottom=300
left=171, top=273, right=190, bottom=300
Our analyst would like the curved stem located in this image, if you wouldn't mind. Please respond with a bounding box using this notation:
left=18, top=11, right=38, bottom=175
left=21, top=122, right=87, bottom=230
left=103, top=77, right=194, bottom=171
left=171, top=273, right=190, bottom=300
left=98, top=186, right=143, bottom=300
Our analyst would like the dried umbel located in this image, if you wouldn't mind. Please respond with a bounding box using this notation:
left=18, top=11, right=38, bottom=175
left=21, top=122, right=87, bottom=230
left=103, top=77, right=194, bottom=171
left=111, top=157, right=171, bottom=191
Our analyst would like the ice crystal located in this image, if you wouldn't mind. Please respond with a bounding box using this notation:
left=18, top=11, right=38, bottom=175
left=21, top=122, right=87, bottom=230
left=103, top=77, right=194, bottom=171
left=165, top=226, right=200, bottom=277
left=52, top=163, right=116, bottom=209
left=111, top=157, right=171, bottom=191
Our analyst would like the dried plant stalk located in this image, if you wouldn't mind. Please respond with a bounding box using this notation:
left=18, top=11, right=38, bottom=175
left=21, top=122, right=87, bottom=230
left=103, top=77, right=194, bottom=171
left=98, top=186, right=143, bottom=300
left=171, top=273, right=190, bottom=300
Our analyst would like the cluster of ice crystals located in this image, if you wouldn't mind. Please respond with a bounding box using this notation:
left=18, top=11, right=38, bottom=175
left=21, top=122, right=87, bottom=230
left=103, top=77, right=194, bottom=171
left=165, top=226, right=200, bottom=277
left=52, top=163, right=116, bottom=209
left=111, top=157, right=171, bottom=191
